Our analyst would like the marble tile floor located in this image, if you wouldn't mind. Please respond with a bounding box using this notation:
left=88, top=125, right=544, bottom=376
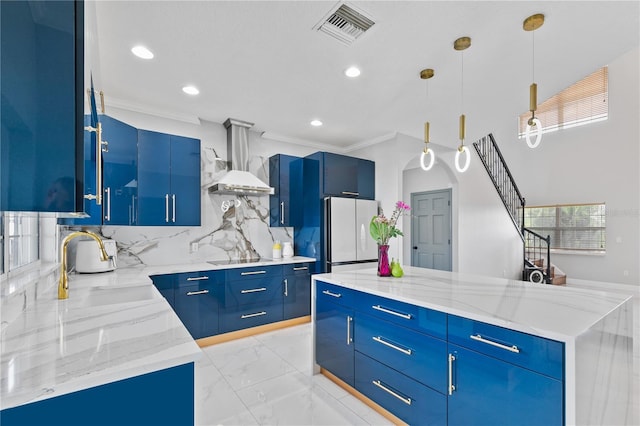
left=195, top=323, right=393, bottom=426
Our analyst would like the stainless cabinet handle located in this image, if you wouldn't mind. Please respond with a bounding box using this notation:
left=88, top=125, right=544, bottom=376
left=470, top=334, right=520, bottom=353
left=186, top=276, right=209, bottom=281
left=322, top=289, right=342, bottom=298
left=372, top=305, right=412, bottom=320
left=172, top=194, right=176, bottom=223
left=99, top=90, right=105, bottom=113
left=283, top=278, right=288, bottom=296
left=293, top=266, right=308, bottom=271
left=241, top=311, right=266, bottom=319
left=104, top=187, right=111, bottom=221
left=372, top=380, right=412, bottom=406
left=372, top=336, right=412, bottom=355
left=341, top=191, right=359, bottom=196
left=280, top=201, right=285, bottom=225
left=240, top=270, right=267, bottom=276
left=240, top=287, right=266, bottom=294
left=131, top=195, right=137, bottom=224
left=186, top=289, right=209, bottom=296
left=346, top=315, right=352, bottom=345
left=165, top=194, right=170, bottom=222
left=448, top=353, right=456, bottom=395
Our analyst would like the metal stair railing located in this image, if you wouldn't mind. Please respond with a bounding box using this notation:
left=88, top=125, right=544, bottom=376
left=472, top=134, right=525, bottom=233
left=472, top=133, right=553, bottom=284
left=523, top=228, right=552, bottom=284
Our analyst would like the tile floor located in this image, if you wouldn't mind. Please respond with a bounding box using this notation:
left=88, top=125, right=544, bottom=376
left=195, top=323, right=392, bottom=425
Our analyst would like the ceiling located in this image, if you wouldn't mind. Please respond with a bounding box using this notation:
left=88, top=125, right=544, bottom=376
left=92, top=1, right=639, bottom=152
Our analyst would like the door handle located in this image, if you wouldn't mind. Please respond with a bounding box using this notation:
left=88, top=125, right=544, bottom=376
left=346, top=315, right=353, bottom=345
left=413, top=246, right=418, bottom=250
left=165, top=194, right=170, bottom=222
left=172, top=194, right=176, bottom=223
left=104, top=187, right=111, bottom=221
left=280, top=201, right=285, bottom=224
left=448, top=353, right=456, bottom=395
left=283, top=278, right=288, bottom=296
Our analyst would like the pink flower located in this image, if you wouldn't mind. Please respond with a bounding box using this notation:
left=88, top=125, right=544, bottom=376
left=396, top=201, right=410, bottom=211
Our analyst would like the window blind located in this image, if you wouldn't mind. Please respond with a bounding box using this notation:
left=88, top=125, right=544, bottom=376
left=519, top=67, right=608, bottom=136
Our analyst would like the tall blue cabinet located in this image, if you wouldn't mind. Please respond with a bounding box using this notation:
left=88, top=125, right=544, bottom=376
left=137, top=130, right=200, bottom=226
left=1, top=0, right=84, bottom=213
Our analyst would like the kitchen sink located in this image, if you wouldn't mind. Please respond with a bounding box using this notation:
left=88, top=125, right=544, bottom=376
left=76, top=284, right=159, bottom=308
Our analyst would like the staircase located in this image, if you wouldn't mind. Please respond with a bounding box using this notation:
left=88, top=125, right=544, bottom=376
left=472, top=134, right=566, bottom=285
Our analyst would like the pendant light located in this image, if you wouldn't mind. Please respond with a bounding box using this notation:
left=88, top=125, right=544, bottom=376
left=420, top=68, right=435, bottom=171
left=523, top=13, right=544, bottom=148
left=454, top=37, right=471, bottom=173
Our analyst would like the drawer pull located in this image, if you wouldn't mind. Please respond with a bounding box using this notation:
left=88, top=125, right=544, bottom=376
left=341, top=191, right=360, bottom=196
left=186, top=290, right=209, bottom=296
left=241, top=270, right=267, bottom=276
left=241, top=287, right=267, bottom=294
left=372, top=305, right=412, bottom=320
left=448, top=353, right=456, bottom=395
left=372, top=336, right=412, bottom=355
left=346, top=316, right=352, bottom=345
left=322, top=289, right=342, bottom=298
left=186, top=276, right=208, bottom=281
left=293, top=266, right=308, bottom=271
left=372, top=380, right=412, bottom=406
left=283, top=278, right=288, bottom=297
left=470, top=334, right=520, bottom=353
left=241, top=311, right=267, bottom=319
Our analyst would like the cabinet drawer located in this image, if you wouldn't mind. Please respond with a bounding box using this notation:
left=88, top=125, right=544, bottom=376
left=448, top=315, right=564, bottom=380
left=315, top=281, right=355, bottom=308
left=355, top=313, right=447, bottom=393
left=174, top=282, right=219, bottom=339
left=219, top=302, right=284, bottom=333
left=223, top=275, right=282, bottom=308
left=225, top=265, right=281, bottom=281
left=283, top=262, right=312, bottom=276
left=355, top=352, right=446, bottom=426
left=358, top=293, right=447, bottom=340
left=175, top=270, right=224, bottom=287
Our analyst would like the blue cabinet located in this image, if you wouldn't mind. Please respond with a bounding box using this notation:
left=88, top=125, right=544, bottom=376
left=61, top=115, right=138, bottom=225
left=173, top=271, right=223, bottom=340
left=150, top=274, right=175, bottom=306
left=137, top=130, right=200, bottom=226
left=315, top=283, right=355, bottom=386
left=447, top=343, right=563, bottom=426
left=269, top=154, right=303, bottom=227
left=304, top=152, right=375, bottom=200
left=283, top=263, right=312, bottom=319
left=0, top=363, right=194, bottom=426
left=1, top=0, right=84, bottom=212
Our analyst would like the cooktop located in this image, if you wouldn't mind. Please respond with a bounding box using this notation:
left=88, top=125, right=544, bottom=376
left=207, top=258, right=265, bottom=266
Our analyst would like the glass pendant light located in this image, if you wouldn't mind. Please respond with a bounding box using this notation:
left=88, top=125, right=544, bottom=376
left=524, top=14, right=544, bottom=148
left=420, top=68, right=435, bottom=171
left=453, top=37, right=471, bottom=173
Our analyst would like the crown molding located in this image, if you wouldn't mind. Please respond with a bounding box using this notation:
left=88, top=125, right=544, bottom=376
left=105, top=97, right=201, bottom=125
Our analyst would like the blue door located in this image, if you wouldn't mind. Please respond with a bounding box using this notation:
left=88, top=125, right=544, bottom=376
left=322, top=152, right=359, bottom=197
left=447, top=344, right=563, bottom=426
left=315, top=295, right=354, bottom=386
left=170, top=135, right=200, bottom=226
left=102, top=116, right=138, bottom=225
left=137, top=130, right=171, bottom=225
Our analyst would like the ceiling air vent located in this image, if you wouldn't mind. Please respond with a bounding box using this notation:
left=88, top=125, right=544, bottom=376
left=315, top=3, right=375, bottom=45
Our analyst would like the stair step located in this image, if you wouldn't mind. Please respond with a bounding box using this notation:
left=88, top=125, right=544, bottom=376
left=550, top=274, right=566, bottom=286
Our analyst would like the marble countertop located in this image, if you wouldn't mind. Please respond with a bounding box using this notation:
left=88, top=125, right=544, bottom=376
left=312, top=266, right=633, bottom=343
left=0, top=256, right=315, bottom=410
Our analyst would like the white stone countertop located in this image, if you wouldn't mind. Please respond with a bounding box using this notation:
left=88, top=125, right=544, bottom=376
left=312, top=266, right=634, bottom=343
left=0, top=256, right=315, bottom=410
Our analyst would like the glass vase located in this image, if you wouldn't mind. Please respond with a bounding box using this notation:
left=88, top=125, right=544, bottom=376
left=377, top=244, right=391, bottom=277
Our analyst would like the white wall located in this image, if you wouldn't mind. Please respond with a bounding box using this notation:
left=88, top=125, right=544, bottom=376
left=490, top=47, right=640, bottom=286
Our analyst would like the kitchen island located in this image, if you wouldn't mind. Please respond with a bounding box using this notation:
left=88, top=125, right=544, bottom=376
left=0, top=256, right=314, bottom=425
left=311, top=266, right=635, bottom=426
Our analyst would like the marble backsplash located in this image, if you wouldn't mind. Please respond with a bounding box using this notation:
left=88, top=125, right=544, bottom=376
left=62, top=144, right=296, bottom=268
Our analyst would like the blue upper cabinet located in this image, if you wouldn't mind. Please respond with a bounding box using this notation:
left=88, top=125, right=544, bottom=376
left=61, top=115, right=138, bottom=226
left=305, top=152, right=375, bottom=200
left=137, top=130, right=200, bottom=226
left=269, top=154, right=302, bottom=227
left=1, top=0, right=84, bottom=212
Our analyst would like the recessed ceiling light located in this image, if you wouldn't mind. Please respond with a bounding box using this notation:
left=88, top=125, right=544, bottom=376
left=182, top=86, right=199, bottom=95
left=310, top=120, right=323, bottom=127
left=344, top=66, right=361, bottom=78
left=131, top=45, right=154, bottom=59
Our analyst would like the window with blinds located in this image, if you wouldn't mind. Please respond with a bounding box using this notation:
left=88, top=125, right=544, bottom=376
left=518, top=67, right=608, bottom=136
left=524, top=203, right=606, bottom=252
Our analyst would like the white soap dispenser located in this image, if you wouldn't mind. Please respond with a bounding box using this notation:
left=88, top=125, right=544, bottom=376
left=272, top=240, right=282, bottom=259
left=282, top=241, right=294, bottom=258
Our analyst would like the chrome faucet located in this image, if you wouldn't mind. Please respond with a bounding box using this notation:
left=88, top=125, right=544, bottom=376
left=58, top=231, right=110, bottom=300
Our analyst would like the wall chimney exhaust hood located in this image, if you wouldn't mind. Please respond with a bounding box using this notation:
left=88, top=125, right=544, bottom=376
left=208, top=118, right=274, bottom=196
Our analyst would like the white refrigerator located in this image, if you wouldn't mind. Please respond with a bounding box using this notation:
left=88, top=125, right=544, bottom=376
left=324, top=197, right=378, bottom=272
